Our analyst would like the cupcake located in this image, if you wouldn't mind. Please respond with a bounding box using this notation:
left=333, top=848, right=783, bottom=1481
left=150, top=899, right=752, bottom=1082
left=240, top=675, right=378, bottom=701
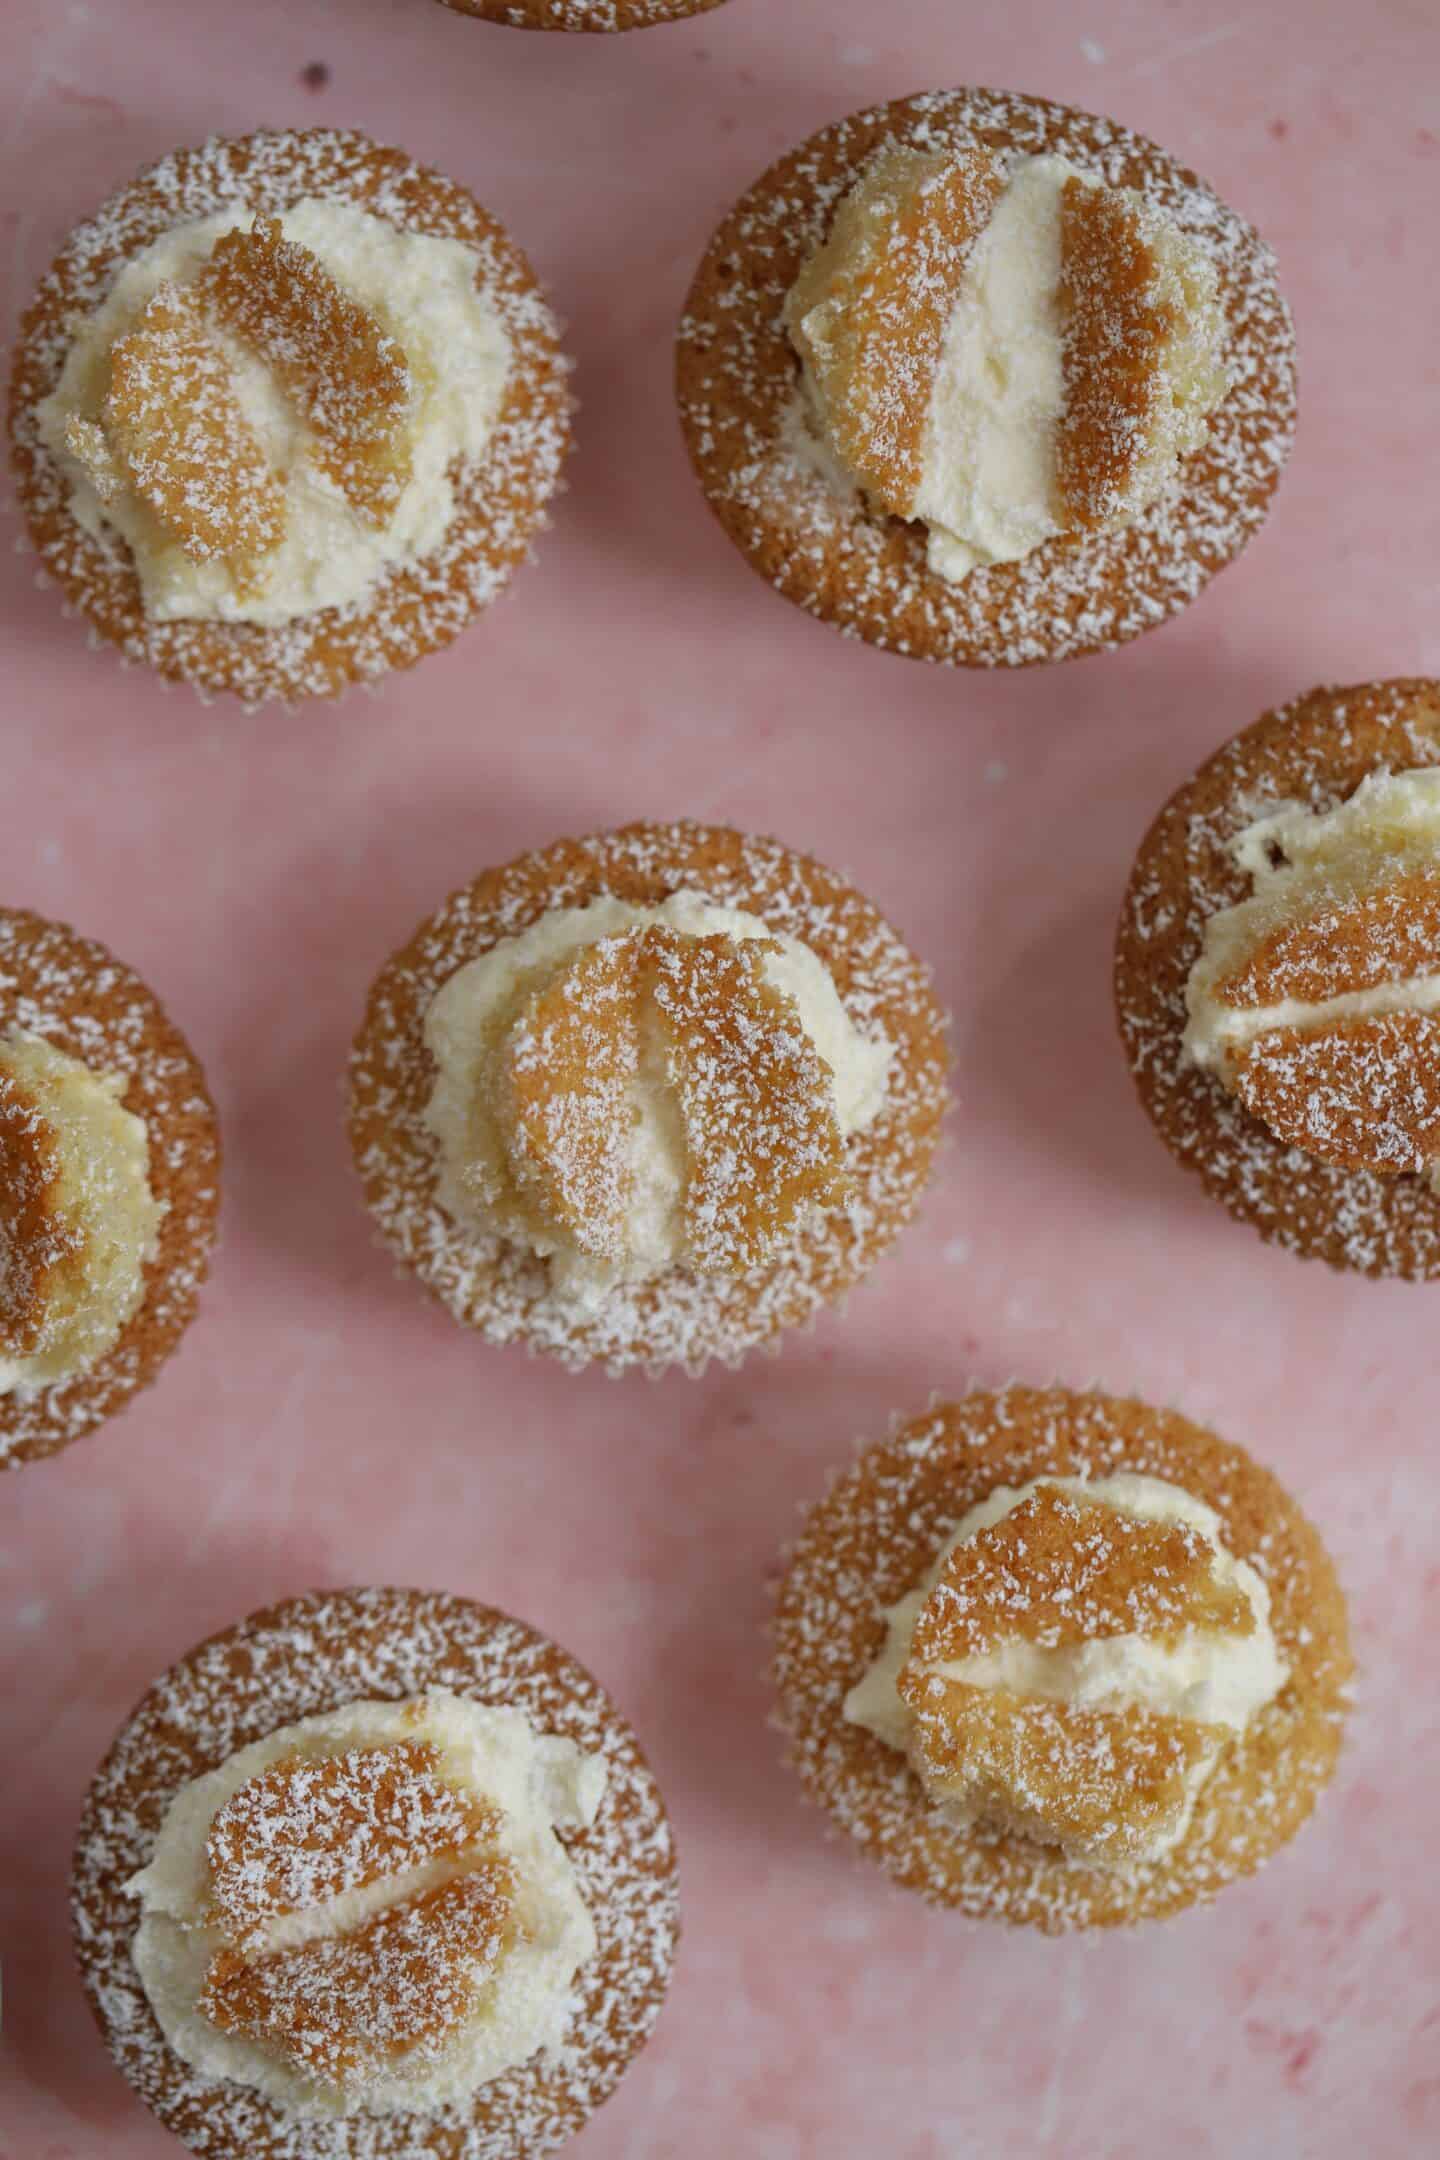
left=1116, top=678, right=1440, bottom=1278
left=677, top=88, right=1294, bottom=667
left=773, top=1387, right=1351, bottom=1931
left=8, top=128, right=570, bottom=706
left=72, top=1586, right=679, bottom=2158
left=435, top=0, right=726, bottom=28
left=0, top=907, right=219, bottom=1472
left=348, top=821, right=949, bottom=1374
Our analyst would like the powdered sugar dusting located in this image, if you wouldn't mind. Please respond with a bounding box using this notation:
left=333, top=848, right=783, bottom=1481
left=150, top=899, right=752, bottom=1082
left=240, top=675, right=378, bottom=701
left=783, top=145, right=1003, bottom=516
left=9, top=128, right=570, bottom=705
left=1231, top=1010, right=1440, bottom=1180
left=0, top=908, right=220, bottom=1468
left=347, top=823, right=950, bottom=1375
left=904, top=1680, right=1220, bottom=1867
left=678, top=87, right=1295, bottom=668
left=645, top=929, right=848, bottom=1274
left=207, top=1743, right=496, bottom=1952
left=911, top=1485, right=1251, bottom=1661
left=200, top=215, right=413, bottom=528
left=73, top=1587, right=679, bottom=2159
left=0, top=1057, right=83, bottom=1350
left=203, top=1866, right=517, bottom=2089
left=1115, top=678, right=1440, bottom=1277
left=772, top=1387, right=1351, bottom=1932
left=102, top=282, right=288, bottom=573
left=436, top=0, right=724, bottom=27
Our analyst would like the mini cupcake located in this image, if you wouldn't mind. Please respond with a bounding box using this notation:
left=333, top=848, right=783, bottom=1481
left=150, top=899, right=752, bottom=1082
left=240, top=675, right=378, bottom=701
left=435, top=0, right=726, bottom=28
left=773, top=1387, right=1351, bottom=1931
left=348, top=821, right=949, bottom=1375
left=73, top=1586, right=679, bottom=2158
left=0, top=907, right=219, bottom=1472
left=1116, top=678, right=1440, bottom=1278
left=8, top=129, right=570, bottom=706
left=678, top=88, right=1294, bottom=668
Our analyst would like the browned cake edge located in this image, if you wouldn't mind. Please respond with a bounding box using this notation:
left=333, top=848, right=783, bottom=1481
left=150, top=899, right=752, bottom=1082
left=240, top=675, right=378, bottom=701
left=436, top=0, right=726, bottom=27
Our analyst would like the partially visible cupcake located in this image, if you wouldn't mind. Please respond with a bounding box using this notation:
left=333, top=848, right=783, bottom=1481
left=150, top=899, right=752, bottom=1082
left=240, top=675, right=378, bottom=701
left=348, top=822, right=949, bottom=1375
left=8, top=129, right=570, bottom=705
left=435, top=0, right=726, bottom=27
left=0, top=907, right=219, bottom=1471
left=773, top=1387, right=1351, bottom=1931
left=73, top=1586, right=679, bottom=2158
left=1116, top=678, right=1440, bottom=1277
left=678, top=88, right=1294, bottom=667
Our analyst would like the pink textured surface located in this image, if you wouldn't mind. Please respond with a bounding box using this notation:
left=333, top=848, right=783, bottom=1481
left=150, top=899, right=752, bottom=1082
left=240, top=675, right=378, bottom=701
left=1, top=1, right=1437, bottom=2155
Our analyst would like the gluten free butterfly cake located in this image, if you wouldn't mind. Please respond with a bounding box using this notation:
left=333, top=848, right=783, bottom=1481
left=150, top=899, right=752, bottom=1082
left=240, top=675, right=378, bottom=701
left=1116, top=678, right=1440, bottom=1277
left=348, top=821, right=949, bottom=1374
left=8, top=128, right=570, bottom=705
left=435, top=0, right=726, bottom=28
left=773, top=1387, right=1351, bottom=1931
left=678, top=88, right=1294, bottom=667
left=73, top=1587, right=679, bottom=2159
left=0, top=907, right=219, bottom=1472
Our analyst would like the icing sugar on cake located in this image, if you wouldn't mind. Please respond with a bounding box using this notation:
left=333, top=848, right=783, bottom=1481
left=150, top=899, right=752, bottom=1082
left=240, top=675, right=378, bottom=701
left=678, top=87, right=1295, bottom=669
left=0, top=908, right=220, bottom=1471
left=772, top=1387, right=1351, bottom=1932
left=434, top=0, right=726, bottom=28
left=8, top=129, right=571, bottom=706
left=347, top=822, right=950, bottom=1375
left=204, top=1741, right=498, bottom=1953
left=1115, top=678, right=1440, bottom=1278
left=72, top=1587, right=680, bottom=2160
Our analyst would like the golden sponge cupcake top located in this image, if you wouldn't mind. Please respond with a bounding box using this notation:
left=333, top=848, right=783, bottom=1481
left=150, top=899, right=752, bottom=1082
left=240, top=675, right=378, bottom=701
left=0, top=1032, right=164, bottom=1396
left=855, top=1474, right=1284, bottom=1870
left=435, top=0, right=727, bottom=26
left=75, top=1589, right=678, bottom=2159
left=352, top=826, right=949, bottom=1375
left=200, top=215, right=415, bottom=527
left=202, top=1866, right=517, bottom=2096
left=1055, top=171, right=1227, bottom=528
left=774, top=1389, right=1351, bottom=1930
left=496, top=927, right=851, bottom=1277
left=71, top=280, right=288, bottom=586
left=1183, top=770, right=1440, bottom=1189
left=203, top=1739, right=499, bottom=1953
left=423, top=897, right=874, bottom=1308
left=783, top=146, right=1006, bottom=520
left=908, top=1482, right=1255, bottom=1658
left=1115, top=680, right=1440, bottom=1278
left=784, top=141, right=1228, bottom=587
left=194, top=1734, right=519, bottom=2100
left=679, top=87, right=1291, bottom=669
left=9, top=129, right=569, bottom=704
left=0, top=909, right=219, bottom=1471
left=127, top=1687, right=607, bottom=2120
left=38, top=191, right=510, bottom=632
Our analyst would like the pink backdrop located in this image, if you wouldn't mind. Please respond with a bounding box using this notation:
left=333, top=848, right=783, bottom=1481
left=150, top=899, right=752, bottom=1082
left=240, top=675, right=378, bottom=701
left=2, top=2, right=1437, bottom=2155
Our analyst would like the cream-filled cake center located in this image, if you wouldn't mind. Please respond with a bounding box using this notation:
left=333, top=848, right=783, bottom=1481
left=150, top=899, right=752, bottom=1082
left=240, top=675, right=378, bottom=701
left=845, top=1473, right=1285, bottom=1867
left=37, top=199, right=512, bottom=627
left=784, top=145, right=1229, bottom=583
left=1184, top=769, right=1440, bottom=1191
left=423, top=891, right=894, bottom=1308
left=0, top=1031, right=163, bottom=1395
left=127, top=1690, right=605, bottom=2120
